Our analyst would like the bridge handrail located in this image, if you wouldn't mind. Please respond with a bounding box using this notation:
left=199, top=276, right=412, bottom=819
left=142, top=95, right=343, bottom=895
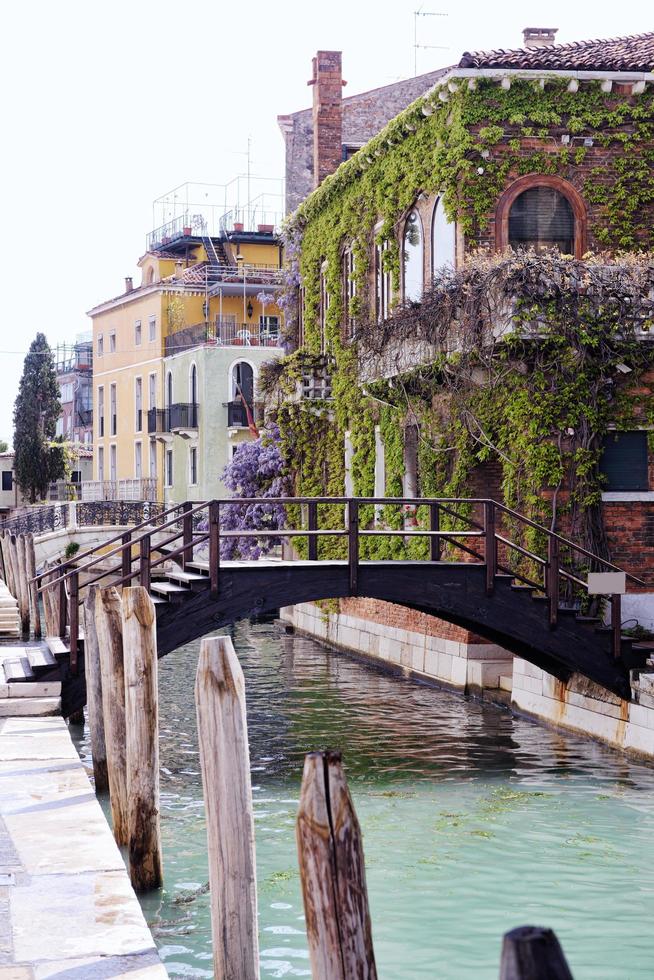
left=494, top=501, right=647, bottom=587
left=34, top=499, right=210, bottom=593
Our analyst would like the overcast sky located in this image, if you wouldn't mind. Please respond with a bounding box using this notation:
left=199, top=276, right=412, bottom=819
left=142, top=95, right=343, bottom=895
left=0, top=0, right=651, bottom=444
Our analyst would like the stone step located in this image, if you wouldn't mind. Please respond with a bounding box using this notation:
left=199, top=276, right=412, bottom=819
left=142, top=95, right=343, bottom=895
left=0, top=696, right=61, bottom=717
left=1, top=657, right=35, bottom=683
left=45, top=636, right=70, bottom=660
left=26, top=646, right=58, bottom=673
left=4, top=680, right=62, bottom=699
left=499, top=674, right=513, bottom=692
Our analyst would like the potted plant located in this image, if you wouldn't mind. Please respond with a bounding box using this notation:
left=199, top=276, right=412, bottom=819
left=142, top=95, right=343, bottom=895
left=233, top=222, right=244, bottom=233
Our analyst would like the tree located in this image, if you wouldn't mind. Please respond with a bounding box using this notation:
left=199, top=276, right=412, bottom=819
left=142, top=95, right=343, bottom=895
left=13, top=333, right=65, bottom=503
left=219, top=424, right=288, bottom=559
left=0, top=440, right=7, bottom=453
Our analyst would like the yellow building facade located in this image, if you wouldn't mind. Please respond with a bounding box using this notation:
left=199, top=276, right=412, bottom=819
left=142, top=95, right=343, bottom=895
left=88, top=230, right=284, bottom=501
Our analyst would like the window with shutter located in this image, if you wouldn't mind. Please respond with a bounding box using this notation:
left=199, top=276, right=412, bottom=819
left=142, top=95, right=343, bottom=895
left=600, top=431, right=649, bottom=491
left=509, top=187, right=574, bottom=254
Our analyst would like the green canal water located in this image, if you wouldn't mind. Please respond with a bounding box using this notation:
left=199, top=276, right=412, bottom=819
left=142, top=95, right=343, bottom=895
left=77, top=619, right=654, bottom=978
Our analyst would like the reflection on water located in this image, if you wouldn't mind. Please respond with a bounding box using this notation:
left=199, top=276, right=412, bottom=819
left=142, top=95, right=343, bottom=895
left=75, top=620, right=654, bottom=978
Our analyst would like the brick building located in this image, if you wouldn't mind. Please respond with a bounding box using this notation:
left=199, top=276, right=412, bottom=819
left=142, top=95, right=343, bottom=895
left=278, top=53, right=447, bottom=212
left=272, top=29, right=654, bottom=747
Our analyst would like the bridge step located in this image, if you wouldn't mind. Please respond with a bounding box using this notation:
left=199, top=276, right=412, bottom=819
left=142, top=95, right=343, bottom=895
left=165, top=569, right=208, bottom=590
left=45, top=636, right=71, bottom=661
left=1, top=657, right=35, bottom=684
left=150, top=582, right=191, bottom=602
left=26, top=647, right=58, bottom=674
left=187, top=561, right=210, bottom=574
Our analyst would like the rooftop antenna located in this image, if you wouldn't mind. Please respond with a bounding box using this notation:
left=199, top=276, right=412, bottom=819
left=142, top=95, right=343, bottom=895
left=414, top=7, right=448, bottom=76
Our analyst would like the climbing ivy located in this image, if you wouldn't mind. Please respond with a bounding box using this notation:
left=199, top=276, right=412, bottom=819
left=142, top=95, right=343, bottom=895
left=266, top=77, right=654, bottom=564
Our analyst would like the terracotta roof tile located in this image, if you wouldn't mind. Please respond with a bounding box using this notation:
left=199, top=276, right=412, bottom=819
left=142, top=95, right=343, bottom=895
left=459, top=31, right=654, bottom=73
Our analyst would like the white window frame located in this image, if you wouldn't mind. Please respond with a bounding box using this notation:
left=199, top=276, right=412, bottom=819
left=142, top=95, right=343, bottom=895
left=109, top=331, right=116, bottom=353
left=148, top=315, right=157, bottom=342
left=165, top=448, right=173, bottom=488
left=135, top=376, right=143, bottom=433
left=135, top=320, right=142, bottom=346
left=189, top=445, right=198, bottom=486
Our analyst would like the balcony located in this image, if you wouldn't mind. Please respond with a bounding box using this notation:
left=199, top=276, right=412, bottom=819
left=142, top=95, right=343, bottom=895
left=165, top=319, right=283, bottom=356
left=80, top=479, right=158, bottom=503
left=147, top=405, right=198, bottom=440
left=169, top=402, right=198, bottom=436
left=226, top=400, right=257, bottom=428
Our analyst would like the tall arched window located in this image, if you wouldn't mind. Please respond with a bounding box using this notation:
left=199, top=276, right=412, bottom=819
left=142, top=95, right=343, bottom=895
left=231, top=361, right=255, bottom=429
left=496, top=175, right=586, bottom=257
left=166, top=371, right=173, bottom=408
left=189, top=364, right=198, bottom=405
left=431, top=196, right=456, bottom=278
left=403, top=210, right=423, bottom=302
left=509, top=187, right=574, bottom=254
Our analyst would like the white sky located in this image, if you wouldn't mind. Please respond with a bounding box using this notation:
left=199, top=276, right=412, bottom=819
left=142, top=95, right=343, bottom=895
left=0, top=0, right=651, bottom=444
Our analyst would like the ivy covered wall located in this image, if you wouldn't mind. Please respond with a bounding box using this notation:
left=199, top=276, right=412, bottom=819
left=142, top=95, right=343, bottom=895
left=265, top=76, right=654, bottom=568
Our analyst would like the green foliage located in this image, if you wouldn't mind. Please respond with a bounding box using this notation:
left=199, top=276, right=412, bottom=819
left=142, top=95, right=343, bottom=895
left=64, top=541, right=80, bottom=560
left=0, top=440, right=7, bottom=453
left=270, top=79, right=654, bottom=563
left=13, top=334, right=64, bottom=504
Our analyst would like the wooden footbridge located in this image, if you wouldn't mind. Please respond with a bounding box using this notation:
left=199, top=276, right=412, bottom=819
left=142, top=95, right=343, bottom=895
left=20, top=497, right=652, bottom=714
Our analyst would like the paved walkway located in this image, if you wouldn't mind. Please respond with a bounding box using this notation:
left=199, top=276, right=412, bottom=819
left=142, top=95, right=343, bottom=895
left=0, top=715, right=167, bottom=979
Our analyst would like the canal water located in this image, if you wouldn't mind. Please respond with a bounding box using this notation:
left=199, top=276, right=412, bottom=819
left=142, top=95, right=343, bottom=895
left=77, top=619, right=654, bottom=978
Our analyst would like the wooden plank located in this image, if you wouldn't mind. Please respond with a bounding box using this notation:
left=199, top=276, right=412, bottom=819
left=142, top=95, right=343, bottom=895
left=96, top=586, right=128, bottom=846
left=16, top=536, right=31, bottom=635
left=122, top=586, right=162, bottom=892
left=83, top=585, right=109, bottom=794
left=24, top=533, right=41, bottom=638
left=296, top=750, right=377, bottom=980
left=195, top=635, right=259, bottom=979
left=499, top=925, right=574, bottom=979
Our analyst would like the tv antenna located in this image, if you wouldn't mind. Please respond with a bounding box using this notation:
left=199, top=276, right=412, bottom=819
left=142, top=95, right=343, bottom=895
left=414, top=7, right=448, bottom=76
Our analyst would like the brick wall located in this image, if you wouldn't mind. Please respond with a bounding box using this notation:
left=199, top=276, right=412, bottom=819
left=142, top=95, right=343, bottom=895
left=339, top=597, right=486, bottom=643
left=468, top=109, right=654, bottom=252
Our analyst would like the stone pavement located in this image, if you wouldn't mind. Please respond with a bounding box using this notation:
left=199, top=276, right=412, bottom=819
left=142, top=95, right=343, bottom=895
left=0, top=715, right=167, bottom=979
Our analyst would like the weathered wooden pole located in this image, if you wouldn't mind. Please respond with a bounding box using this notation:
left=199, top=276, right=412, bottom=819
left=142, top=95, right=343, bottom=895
left=83, top=585, right=108, bottom=793
left=0, top=530, right=6, bottom=583
left=96, top=586, right=129, bottom=845
left=195, top=635, right=259, bottom=979
left=14, top=535, right=30, bottom=634
left=24, top=532, right=41, bottom=638
left=41, top=561, right=57, bottom=636
left=122, top=586, right=162, bottom=892
left=5, top=533, right=18, bottom=602
left=0, top=532, right=13, bottom=595
left=499, top=926, right=574, bottom=979
left=296, top=750, right=377, bottom=980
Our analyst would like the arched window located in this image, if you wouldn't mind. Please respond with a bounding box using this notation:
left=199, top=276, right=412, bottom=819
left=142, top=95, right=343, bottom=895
left=189, top=364, right=198, bottom=405
left=509, top=187, right=574, bottom=254
left=496, top=175, right=586, bottom=257
left=431, top=196, right=456, bottom=278
left=147, top=267, right=155, bottom=284
left=403, top=210, right=423, bottom=302
left=232, top=361, right=254, bottom=403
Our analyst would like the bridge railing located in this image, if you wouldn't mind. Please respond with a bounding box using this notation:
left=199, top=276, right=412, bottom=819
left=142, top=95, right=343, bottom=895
left=33, top=496, right=648, bottom=675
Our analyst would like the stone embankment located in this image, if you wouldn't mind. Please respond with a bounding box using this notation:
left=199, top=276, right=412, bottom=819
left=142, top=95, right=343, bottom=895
left=0, top=714, right=167, bottom=977
left=282, top=599, right=654, bottom=759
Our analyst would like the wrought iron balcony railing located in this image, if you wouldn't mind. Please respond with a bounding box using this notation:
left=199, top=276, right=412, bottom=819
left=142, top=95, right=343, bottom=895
left=170, top=403, right=198, bottom=430
left=226, top=400, right=257, bottom=428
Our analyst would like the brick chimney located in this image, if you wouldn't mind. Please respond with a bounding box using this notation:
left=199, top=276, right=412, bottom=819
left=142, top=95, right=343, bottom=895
left=522, top=27, right=558, bottom=49
left=124, top=276, right=133, bottom=293
left=308, top=50, right=346, bottom=189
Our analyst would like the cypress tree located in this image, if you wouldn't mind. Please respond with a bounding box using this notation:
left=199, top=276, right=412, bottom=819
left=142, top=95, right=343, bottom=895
left=13, top=333, right=65, bottom=503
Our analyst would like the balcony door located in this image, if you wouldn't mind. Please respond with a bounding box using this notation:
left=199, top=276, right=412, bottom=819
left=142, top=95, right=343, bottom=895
left=232, top=361, right=254, bottom=405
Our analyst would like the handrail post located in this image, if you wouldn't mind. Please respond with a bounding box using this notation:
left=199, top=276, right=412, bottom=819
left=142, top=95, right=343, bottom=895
left=209, top=501, right=220, bottom=597
left=348, top=499, right=359, bottom=595
left=58, top=575, right=67, bottom=638
left=140, top=535, right=151, bottom=591
left=307, top=501, right=318, bottom=561
left=182, top=501, right=194, bottom=569
left=69, top=572, right=79, bottom=675
left=121, top=532, right=131, bottom=581
left=547, top=536, right=559, bottom=628
left=430, top=503, right=441, bottom=562
left=611, top=593, right=622, bottom=660
left=485, top=501, right=496, bottom=596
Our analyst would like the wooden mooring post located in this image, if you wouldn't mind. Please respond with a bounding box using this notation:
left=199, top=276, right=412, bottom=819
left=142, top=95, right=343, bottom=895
left=96, top=586, right=129, bottom=846
left=195, top=635, right=259, bottom=980
left=296, top=750, right=377, bottom=980
left=122, top=585, right=162, bottom=892
left=83, top=585, right=108, bottom=793
left=25, top=532, right=41, bottom=638
left=499, top=925, right=574, bottom=979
